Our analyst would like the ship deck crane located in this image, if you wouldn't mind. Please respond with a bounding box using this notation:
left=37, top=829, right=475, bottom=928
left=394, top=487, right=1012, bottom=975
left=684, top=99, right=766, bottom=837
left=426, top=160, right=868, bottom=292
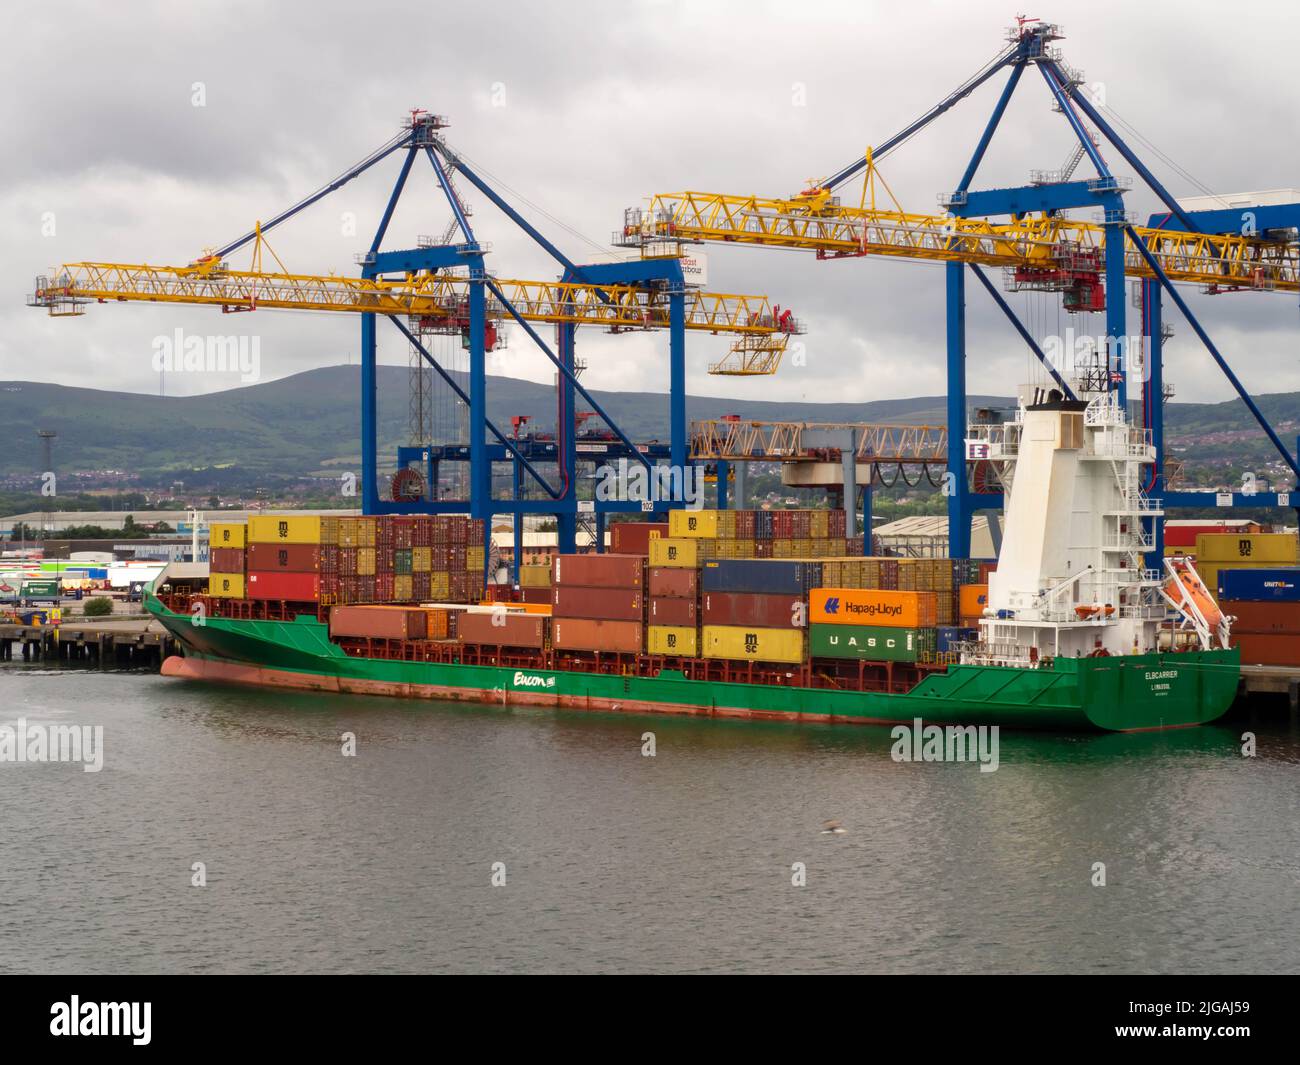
left=619, top=19, right=1300, bottom=558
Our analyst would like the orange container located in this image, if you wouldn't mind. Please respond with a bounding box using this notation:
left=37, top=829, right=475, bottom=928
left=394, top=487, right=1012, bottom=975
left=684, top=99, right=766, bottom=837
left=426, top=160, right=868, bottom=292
left=808, top=588, right=936, bottom=629
left=959, top=583, right=989, bottom=619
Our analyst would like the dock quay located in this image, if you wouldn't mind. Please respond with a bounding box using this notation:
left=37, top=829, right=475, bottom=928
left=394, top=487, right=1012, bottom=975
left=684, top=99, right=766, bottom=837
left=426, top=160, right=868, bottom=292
left=0, top=617, right=178, bottom=666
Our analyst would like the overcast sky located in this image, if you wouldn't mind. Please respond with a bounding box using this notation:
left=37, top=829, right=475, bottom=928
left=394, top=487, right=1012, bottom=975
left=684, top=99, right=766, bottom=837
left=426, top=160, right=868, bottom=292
left=3, top=0, right=1299, bottom=409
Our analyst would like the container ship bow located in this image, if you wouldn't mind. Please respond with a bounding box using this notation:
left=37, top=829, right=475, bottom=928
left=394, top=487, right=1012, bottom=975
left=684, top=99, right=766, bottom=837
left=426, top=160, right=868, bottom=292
left=150, top=375, right=1239, bottom=732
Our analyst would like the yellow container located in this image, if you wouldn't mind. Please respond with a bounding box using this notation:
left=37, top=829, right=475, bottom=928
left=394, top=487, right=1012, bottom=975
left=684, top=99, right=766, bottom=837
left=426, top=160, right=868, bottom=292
left=1195, top=532, right=1298, bottom=564
left=649, top=537, right=714, bottom=568
left=248, top=514, right=322, bottom=545
left=319, top=517, right=340, bottom=546
left=393, top=574, right=413, bottom=602
left=810, top=511, right=829, bottom=538
left=519, top=564, right=552, bottom=588
left=430, top=572, right=450, bottom=600
left=412, top=546, right=432, bottom=572
left=338, top=517, right=377, bottom=548
left=208, top=572, right=245, bottom=598
left=809, top=588, right=937, bottom=628
left=668, top=509, right=719, bottom=539
left=467, top=546, right=485, bottom=571
left=357, top=548, right=376, bottom=576
left=210, top=522, right=246, bottom=549
left=702, top=624, right=805, bottom=664
left=646, top=625, right=699, bottom=656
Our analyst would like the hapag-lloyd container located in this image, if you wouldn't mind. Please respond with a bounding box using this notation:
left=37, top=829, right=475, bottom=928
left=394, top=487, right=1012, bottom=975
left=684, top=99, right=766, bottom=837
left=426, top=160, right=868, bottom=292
left=457, top=611, right=547, bottom=649
left=648, top=596, right=697, bottom=626
left=552, top=618, right=643, bottom=654
left=246, top=543, right=321, bottom=572
left=648, top=567, right=698, bottom=598
left=809, top=588, right=937, bottom=629
left=551, top=586, right=644, bottom=621
left=330, top=605, right=428, bottom=641
left=246, top=571, right=320, bottom=601
left=1217, top=568, right=1300, bottom=602
left=552, top=554, right=644, bottom=589
left=700, top=559, right=822, bottom=597
left=701, top=591, right=802, bottom=629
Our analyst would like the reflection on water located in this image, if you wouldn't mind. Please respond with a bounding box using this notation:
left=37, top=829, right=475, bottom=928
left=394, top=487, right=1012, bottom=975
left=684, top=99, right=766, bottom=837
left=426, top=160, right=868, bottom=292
left=1, top=660, right=1297, bottom=974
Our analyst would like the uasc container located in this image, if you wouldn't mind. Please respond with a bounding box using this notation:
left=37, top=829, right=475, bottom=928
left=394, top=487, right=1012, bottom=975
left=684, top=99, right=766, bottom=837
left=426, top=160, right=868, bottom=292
left=810, top=623, right=934, bottom=662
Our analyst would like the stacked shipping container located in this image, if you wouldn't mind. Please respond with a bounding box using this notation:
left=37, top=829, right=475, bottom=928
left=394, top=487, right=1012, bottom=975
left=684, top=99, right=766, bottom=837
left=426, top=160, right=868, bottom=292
left=1218, top=566, right=1300, bottom=667
left=550, top=554, right=645, bottom=653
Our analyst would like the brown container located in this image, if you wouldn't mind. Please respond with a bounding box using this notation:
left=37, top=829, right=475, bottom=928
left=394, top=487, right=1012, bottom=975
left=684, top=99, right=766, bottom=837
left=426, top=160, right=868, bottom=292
left=247, top=542, right=321, bottom=573
left=1221, top=599, right=1300, bottom=634
left=520, top=587, right=552, bottom=604
left=552, top=553, right=645, bottom=589
left=552, top=617, right=642, bottom=654
left=648, top=596, right=697, bottom=626
left=1232, top=631, right=1300, bottom=667
left=609, top=521, right=669, bottom=555
left=551, top=585, right=644, bottom=621
left=210, top=547, right=245, bottom=573
left=457, top=611, right=547, bottom=649
left=648, top=567, right=698, bottom=599
left=330, top=605, right=428, bottom=641
left=701, top=590, right=803, bottom=629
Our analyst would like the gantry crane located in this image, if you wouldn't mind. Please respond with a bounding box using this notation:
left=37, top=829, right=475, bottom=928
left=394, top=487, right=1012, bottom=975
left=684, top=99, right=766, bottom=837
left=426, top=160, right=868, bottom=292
left=619, top=20, right=1300, bottom=558
left=28, top=110, right=803, bottom=566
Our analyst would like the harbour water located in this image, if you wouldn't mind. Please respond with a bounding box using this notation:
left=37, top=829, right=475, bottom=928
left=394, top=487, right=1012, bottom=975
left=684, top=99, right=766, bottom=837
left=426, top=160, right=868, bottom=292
left=2, top=659, right=1298, bottom=974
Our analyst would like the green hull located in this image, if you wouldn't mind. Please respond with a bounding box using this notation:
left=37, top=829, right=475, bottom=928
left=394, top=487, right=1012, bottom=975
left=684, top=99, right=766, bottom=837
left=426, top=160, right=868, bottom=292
left=146, top=598, right=1240, bottom=732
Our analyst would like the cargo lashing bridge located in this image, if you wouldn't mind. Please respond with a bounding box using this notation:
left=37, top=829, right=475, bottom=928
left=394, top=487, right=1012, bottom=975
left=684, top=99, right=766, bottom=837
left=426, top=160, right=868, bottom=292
left=690, top=419, right=950, bottom=535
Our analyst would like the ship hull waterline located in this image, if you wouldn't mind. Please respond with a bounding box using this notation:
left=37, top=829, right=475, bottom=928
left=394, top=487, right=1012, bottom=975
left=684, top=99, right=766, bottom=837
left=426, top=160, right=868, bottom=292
left=147, top=601, right=1240, bottom=733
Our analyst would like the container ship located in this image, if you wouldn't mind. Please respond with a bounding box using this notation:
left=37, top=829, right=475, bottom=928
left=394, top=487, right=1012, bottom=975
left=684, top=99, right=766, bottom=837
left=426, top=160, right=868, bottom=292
left=147, top=377, right=1255, bottom=732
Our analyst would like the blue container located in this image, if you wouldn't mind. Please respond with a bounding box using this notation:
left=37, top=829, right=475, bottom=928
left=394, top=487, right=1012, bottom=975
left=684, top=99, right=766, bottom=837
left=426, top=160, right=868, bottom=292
left=1217, top=567, right=1300, bottom=602
left=88, top=568, right=108, bottom=579
left=701, top=559, right=822, bottom=596
left=936, top=626, right=979, bottom=652
left=755, top=511, right=773, bottom=540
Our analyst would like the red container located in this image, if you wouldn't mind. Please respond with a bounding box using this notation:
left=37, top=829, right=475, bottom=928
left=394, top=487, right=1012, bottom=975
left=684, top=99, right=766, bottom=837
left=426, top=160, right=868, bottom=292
left=520, top=587, right=551, bottom=604
left=828, top=510, right=846, bottom=538
left=648, top=567, right=698, bottom=598
left=432, top=545, right=450, bottom=569
left=330, top=605, right=428, bottom=640
left=701, top=591, right=803, bottom=628
left=1222, top=600, right=1300, bottom=634
left=246, top=571, right=320, bottom=601
left=375, top=573, right=394, bottom=602
left=246, top=543, right=321, bottom=572
left=210, top=547, right=245, bottom=573
left=648, top=596, right=697, bottom=626
left=609, top=521, right=669, bottom=555
left=1233, top=632, right=1300, bottom=667
left=552, top=553, right=645, bottom=590
left=457, top=611, right=547, bottom=649
left=552, top=618, right=642, bottom=654
left=552, top=585, right=644, bottom=621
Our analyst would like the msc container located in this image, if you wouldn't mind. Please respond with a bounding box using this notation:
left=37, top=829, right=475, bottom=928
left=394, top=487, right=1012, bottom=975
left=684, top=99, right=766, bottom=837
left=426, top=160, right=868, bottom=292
left=668, top=509, right=719, bottom=539
left=959, top=583, right=989, bottom=618
left=648, top=537, right=714, bottom=568
left=552, top=553, right=644, bottom=590
left=647, top=624, right=699, bottom=656
left=457, top=611, right=547, bottom=649
left=210, top=522, right=246, bottom=548
left=246, top=571, right=320, bottom=601
left=648, top=596, right=697, bottom=626
left=648, top=567, right=698, bottom=598
left=1217, top=567, right=1300, bottom=602
left=519, top=564, right=552, bottom=588
left=210, top=547, right=245, bottom=573
left=701, top=624, right=804, bottom=664
left=609, top=521, right=669, bottom=555
left=1220, top=600, right=1300, bottom=634
left=330, top=605, right=428, bottom=641
left=246, top=543, right=321, bottom=572
left=551, top=618, right=643, bottom=654
left=1195, top=532, right=1298, bottom=564
left=808, top=588, right=937, bottom=629
left=701, top=591, right=802, bottom=629
left=1232, top=632, right=1300, bottom=667
left=247, top=514, right=323, bottom=545
left=208, top=572, right=245, bottom=598
left=810, top=623, right=934, bottom=662
left=700, top=559, right=822, bottom=597
left=551, top=585, right=644, bottom=621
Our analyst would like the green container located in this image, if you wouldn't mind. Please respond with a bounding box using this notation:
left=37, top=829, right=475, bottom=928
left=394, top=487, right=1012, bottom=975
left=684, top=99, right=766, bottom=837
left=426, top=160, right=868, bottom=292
left=21, top=579, right=60, bottom=598
left=394, top=548, right=413, bottom=575
left=810, top=623, right=935, bottom=662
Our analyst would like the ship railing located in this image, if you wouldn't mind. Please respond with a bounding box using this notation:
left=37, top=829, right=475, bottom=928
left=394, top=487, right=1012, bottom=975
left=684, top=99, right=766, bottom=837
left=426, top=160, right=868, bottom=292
left=1103, top=531, right=1155, bottom=549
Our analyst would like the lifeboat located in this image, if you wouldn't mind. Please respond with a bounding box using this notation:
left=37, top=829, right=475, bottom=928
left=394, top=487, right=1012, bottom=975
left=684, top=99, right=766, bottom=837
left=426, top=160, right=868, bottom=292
left=1165, top=560, right=1223, bottom=628
left=1074, top=604, right=1100, bottom=619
